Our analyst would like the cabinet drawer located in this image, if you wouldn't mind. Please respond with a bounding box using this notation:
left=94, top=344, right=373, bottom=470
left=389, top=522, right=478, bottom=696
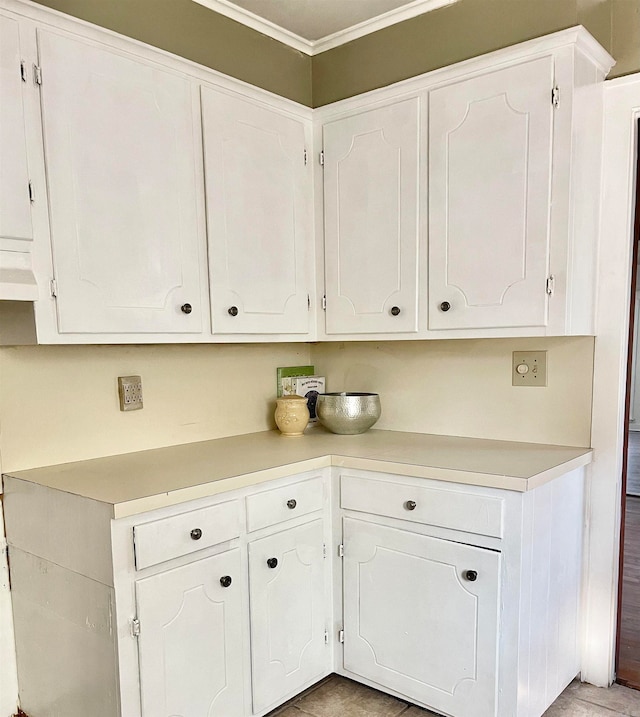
left=134, top=500, right=240, bottom=570
left=246, top=477, right=324, bottom=532
left=340, top=475, right=503, bottom=538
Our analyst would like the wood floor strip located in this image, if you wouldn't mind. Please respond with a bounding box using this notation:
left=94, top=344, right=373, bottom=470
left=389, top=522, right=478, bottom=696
left=617, top=487, right=640, bottom=687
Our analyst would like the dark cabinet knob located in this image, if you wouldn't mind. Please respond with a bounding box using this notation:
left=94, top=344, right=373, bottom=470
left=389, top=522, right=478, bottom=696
left=228, top=306, right=239, bottom=316
left=267, top=557, right=278, bottom=569
left=404, top=500, right=417, bottom=511
left=465, top=570, right=478, bottom=582
left=440, top=301, right=451, bottom=312
left=190, top=528, right=202, bottom=540
left=390, top=306, right=401, bottom=316
left=287, top=499, right=297, bottom=510
left=181, top=303, right=193, bottom=314
left=220, top=575, right=232, bottom=588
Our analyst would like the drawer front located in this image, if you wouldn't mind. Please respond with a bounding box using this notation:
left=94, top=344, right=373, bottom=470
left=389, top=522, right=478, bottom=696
left=340, top=474, right=504, bottom=538
left=246, top=477, right=324, bottom=532
left=134, top=500, right=240, bottom=570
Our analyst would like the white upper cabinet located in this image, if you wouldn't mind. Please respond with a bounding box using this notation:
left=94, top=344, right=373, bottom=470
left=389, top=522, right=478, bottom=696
left=425, top=36, right=613, bottom=336
left=37, top=29, right=205, bottom=335
left=317, top=29, right=612, bottom=340
left=322, top=99, right=420, bottom=335
left=201, top=87, right=311, bottom=335
left=428, top=57, right=554, bottom=331
left=0, top=13, right=32, bottom=245
left=0, top=10, right=38, bottom=301
left=0, top=2, right=613, bottom=343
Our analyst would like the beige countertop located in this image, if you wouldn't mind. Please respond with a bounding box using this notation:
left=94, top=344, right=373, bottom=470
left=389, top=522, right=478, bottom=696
left=2, top=429, right=592, bottom=518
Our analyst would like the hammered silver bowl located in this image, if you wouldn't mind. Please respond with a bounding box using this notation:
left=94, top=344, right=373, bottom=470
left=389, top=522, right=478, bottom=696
left=316, top=392, right=381, bottom=435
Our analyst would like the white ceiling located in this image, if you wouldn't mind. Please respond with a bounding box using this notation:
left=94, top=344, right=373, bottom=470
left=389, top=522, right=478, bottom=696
left=229, top=0, right=414, bottom=41
left=192, top=0, right=458, bottom=54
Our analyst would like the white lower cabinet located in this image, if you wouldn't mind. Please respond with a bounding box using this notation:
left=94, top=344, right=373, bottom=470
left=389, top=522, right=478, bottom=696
left=136, top=549, right=245, bottom=717
left=4, top=463, right=586, bottom=717
left=338, top=468, right=585, bottom=717
left=248, top=519, right=328, bottom=713
left=343, top=518, right=500, bottom=717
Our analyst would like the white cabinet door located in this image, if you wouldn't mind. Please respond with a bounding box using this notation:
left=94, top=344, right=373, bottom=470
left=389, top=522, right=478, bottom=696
left=343, top=518, right=500, bottom=717
left=249, top=519, right=327, bottom=713
left=323, top=99, right=419, bottom=335
left=38, top=30, right=204, bottom=334
left=201, top=87, right=311, bottom=335
left=136, top=549, right=244, bottom=717
left=428, top=57, right=554, bottom=330
left=0, top=12, right=32, bottom=243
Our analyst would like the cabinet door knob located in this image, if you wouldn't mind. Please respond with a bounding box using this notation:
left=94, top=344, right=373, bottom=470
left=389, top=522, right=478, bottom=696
left=190, top=528, right=202, bottom=540
left=465, top=570, right=478, bottom=582
left=267, top=557, right=278, bottom=569
left=440, top=301, right=451, bottom=312
left=287, top=499, right=297, bottom=510
left=404, top=500, right=417, bottom=511
left=181, top=303, right=193, bottom=314
left=228, top=306, right=239, bottom=316
left=390, top=306, right=401, bottom=316
left=220, top=575, right=232, bottom=588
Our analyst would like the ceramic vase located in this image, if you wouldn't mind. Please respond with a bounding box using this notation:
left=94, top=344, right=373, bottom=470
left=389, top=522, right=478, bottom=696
left=274, top=395, right=310, bottom=437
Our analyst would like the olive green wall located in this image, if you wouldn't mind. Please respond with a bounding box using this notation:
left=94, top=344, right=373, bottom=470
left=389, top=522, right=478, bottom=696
left=611, top=0, right=640, bottom=77
left=32, top=0, right=640, bottom=109
left=312, top=0, right=639, bottom=106
left=32, top=0, right=312, bottom=106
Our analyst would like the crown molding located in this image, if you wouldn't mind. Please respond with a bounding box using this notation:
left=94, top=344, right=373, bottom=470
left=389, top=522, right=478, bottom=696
left=192, top=0, right=312, bottom=53
left=191, top=0, right=459, bottom=56
left=314, top=25, right=615, bottom=117
left=311, top=0, right=458, bottom=54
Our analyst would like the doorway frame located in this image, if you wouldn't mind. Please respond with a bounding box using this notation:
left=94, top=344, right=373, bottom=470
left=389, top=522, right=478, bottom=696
left=583, top=74, right=640, bottom=686
left=614, top=114, right=640, bottom=684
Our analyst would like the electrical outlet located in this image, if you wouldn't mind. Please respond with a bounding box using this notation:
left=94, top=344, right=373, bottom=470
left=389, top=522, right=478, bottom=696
left=118, top=375, right=143, bottom=411
left=512, top=351, right=547, bottom=387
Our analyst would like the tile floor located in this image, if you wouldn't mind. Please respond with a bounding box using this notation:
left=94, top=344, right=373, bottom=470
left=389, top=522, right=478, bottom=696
left=267, top=675, right=640, bottom=717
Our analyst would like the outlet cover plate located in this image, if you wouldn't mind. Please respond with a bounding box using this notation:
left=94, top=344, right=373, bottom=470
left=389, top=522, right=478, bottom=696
left=512, top=351, right=547, bottom=387
left=118, top=375, right=143, bottom=411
